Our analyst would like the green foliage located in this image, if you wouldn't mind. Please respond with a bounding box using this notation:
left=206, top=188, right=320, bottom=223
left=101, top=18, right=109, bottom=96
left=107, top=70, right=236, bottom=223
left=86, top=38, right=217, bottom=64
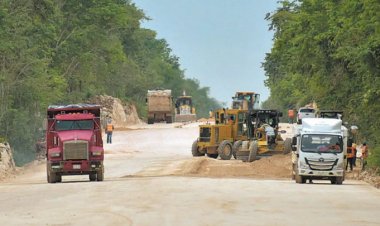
left=0, top=0, right=220, bottom=165
left=263, top=0, right=380, bottom=168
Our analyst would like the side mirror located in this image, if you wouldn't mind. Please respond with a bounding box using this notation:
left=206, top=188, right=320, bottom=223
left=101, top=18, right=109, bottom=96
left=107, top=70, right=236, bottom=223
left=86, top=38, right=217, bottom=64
left=292, top=137, right=297, bottom=145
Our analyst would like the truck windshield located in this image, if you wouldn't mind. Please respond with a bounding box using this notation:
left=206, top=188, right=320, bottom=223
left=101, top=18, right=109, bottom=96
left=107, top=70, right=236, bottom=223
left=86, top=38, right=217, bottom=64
left=301, top=134, right=343, bottom=153
left=55, top=120, right=94, bottom=131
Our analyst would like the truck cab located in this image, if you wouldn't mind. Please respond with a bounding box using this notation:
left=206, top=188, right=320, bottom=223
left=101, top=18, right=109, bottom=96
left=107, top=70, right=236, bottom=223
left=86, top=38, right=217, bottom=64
left=46, top=104, right=104, bottom=183
left=292, top=118, right=347, bottom=184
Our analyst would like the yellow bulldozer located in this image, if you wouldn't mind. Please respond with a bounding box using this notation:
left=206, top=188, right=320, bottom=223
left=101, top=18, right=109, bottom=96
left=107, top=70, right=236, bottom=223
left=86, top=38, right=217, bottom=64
left=175, top=91, right=196, bottom=122
left=192, top=108, right=291, bottom=162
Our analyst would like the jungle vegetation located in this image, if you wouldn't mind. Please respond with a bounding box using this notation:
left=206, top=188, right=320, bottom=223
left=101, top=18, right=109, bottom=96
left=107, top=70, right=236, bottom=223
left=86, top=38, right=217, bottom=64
left=0, top=0, right=220, bottom=165
left=263, top=0, right=380, bottom=168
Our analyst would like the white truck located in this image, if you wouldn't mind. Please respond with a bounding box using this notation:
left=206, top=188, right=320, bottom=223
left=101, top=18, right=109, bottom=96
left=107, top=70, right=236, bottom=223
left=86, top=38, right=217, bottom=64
left=291, top=118, right=347, bottom=184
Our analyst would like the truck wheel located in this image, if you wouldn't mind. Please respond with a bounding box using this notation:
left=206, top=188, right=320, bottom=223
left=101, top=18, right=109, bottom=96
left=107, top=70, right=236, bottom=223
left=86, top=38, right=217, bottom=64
left=284, top=138, right=292, bottom=154
left=232, top=140, right=242, bottom=159
left=56, top=174, right=62, bottom=183
left=97, top=169, right=104, bottom=181
left=89, top=173, right=97, bottom=181
left=295, top=174, right=304, bottom=184
left=217, top=140, right=233, bottom=160
left=147, top=118, right=154, bottom=124
left=166, top=116, right=173, bottom=123
left=207, top=153, right=218, bottom=158
left=47, top=170, right=56, bottom=183
left=191, top=140, right=204, bottom=157
left=247, top=141, right=258, bottom=162
left=332, top=177, right=343, bottom=185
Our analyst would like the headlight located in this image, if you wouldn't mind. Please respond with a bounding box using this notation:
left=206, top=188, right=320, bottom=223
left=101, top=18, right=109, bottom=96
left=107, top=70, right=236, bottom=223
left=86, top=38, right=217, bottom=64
left=300, top=161, right=308, bottom=169
left=336, top=161, right=344, bottom=170
left=50, top=152, right=60, bottom=157
left=92, top=151, right=102, bottom=156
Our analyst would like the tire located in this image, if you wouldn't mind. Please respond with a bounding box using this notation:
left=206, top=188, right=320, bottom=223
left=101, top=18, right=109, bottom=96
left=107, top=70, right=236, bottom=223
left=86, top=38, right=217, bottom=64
left=284, top=138, right=292, bottom=154
left=47, top=169, right=56, bottom=183
left=89, top=173, right=97, bottom=181
left=332, top=177, right=343, bottom=185
left=97, top=169, right=104, bottom=181
left=56, top=174, right=62, bottom=183
left=207, top=153, right=218, bottom=158
left=147, top=118, right=154, bottom=124
left=191, top=140, right=204, bottom=157
left=247, top=141, right=258, bottom=162
left=295, top=174, right=305, bottom=184
left=232, top=140, right=242, bottom=159
left=166, top=116, right=173, bottom=124
left=217, top=140, right=233, bottom=160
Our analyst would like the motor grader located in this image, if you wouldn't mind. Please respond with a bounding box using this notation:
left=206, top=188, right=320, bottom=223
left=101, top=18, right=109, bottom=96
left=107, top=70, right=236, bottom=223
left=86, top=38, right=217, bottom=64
left=192, top=108, right=253, bottom=160
left=231, top=92, right=260, bottom=110
left=234, top=109, right=292, bottom=162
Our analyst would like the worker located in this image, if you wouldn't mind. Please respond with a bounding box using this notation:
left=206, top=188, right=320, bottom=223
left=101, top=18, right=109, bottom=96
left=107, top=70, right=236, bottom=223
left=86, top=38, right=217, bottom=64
left=352, top=143, right=357, bottom=167
left=105, top=119, right=114, bottom=144
left=361, top=142, right=368, bottom=170
left=288, top=109, right=295, bottom=124
left=228, top=115, right=234, bottom=125
left=346, top=140, right=354, bottom=172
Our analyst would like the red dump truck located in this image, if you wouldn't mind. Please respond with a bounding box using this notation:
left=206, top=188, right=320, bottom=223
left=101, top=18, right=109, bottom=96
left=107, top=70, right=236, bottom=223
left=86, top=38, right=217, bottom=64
left=46, top=104, right=104, bottom=183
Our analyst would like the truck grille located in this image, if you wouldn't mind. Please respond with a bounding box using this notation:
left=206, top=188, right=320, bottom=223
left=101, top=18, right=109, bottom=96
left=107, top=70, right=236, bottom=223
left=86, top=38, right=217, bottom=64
left=305, top=158, right=337, bottom=171
left=63, top=140, right=89, bottom=160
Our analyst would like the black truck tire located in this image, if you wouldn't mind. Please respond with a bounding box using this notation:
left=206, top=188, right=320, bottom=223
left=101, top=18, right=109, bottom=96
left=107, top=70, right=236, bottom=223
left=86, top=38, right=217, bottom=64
left=232, top=140, right=242, bottom=159
left=97, top=169, right=104, bottom=181
left=47, top=169, right=56, bottom=183
left=191, top=140, right=204, bottom=157
left=217, top=140, right=233, bottom=160
left=284, top=138, right=292, bottom=154
left=166, top=115, right=173, bottom=123
left=247, top=141, right=258, bottom=162
left=147, top=117, right=154, bottom=124
left=89, top=173, right=97, bottom=181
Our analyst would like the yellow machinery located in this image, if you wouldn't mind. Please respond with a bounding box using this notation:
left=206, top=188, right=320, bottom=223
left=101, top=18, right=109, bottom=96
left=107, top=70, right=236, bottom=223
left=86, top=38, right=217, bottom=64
left=192, top=108, right=292, bottom=162
left=175, top=91, right=196, bottom=122
left=235, top=109, right=292, bottom=162
left=192, top=108, right=251, bottom=160
left=231, top=92, right=260, bottom=110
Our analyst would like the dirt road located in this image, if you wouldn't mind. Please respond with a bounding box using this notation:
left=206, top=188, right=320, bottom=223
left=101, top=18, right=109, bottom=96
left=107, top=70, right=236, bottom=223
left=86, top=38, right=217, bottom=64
left=0, top=123, right=379, bottom=226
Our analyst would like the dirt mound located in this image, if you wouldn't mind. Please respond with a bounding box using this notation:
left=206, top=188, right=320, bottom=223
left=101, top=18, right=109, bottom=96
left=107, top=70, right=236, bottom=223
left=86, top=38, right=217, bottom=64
left=0, top=143, right=16, bottom=181
left=89, top=95, right=142, bottom=128
left=174, top=154, right=292, bottom=179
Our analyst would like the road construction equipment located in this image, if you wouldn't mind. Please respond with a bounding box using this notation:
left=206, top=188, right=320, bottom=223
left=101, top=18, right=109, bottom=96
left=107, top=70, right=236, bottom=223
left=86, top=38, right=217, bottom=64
left=146, top=89, right=173, bottom=124
left=192, top=108, right=291, bottom=162
left=234, top=109, right=292, bottom=162
left=231, top=92, right=260, bottom=110
left=175, top=91, right=196, bottom=122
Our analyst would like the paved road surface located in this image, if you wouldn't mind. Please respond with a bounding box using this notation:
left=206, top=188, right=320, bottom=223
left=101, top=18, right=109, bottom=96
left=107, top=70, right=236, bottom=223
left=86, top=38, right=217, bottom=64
left=0, top=123, right=379, bottom=226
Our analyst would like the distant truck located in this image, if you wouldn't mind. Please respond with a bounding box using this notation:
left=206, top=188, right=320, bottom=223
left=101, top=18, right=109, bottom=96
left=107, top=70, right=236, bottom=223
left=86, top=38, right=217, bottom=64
left=297, top=107, right=316, bottom=124
left=46, top=104, right=104, bottom=183
left=175, top=91, right=196, bottom=122
left=291, top=118, right=347, bottom=184
left=146, top=89, right=173, bottom=124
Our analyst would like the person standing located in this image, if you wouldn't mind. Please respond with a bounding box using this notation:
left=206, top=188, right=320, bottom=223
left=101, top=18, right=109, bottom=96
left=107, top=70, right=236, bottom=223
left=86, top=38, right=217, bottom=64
left=361, top=142, right=368, bottom=170
left=346, top=140, right=354, bottom=172
left=105, top=119, right=114, bottom=144
left=288, top=109, right=295, bottom=124
left=352, top=143, right=357, bottom=167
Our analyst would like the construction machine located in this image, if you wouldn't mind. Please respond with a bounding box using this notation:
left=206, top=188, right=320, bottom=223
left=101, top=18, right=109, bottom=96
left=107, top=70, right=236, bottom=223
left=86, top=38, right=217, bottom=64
left=231, top=92, right=260, bottom=110
left=192, top=108, right=252, bottom=160
left=192, top=107, right=291, bottom=161
left=146, top=89, right=173, bottom=124
left=234, top=109, right=292, bottom=162
left=175, top=91, right=197, bottom=122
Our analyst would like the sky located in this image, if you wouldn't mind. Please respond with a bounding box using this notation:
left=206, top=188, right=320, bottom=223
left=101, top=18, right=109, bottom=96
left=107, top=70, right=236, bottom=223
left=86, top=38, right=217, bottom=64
left=133, top=0, right=279, bottom=106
